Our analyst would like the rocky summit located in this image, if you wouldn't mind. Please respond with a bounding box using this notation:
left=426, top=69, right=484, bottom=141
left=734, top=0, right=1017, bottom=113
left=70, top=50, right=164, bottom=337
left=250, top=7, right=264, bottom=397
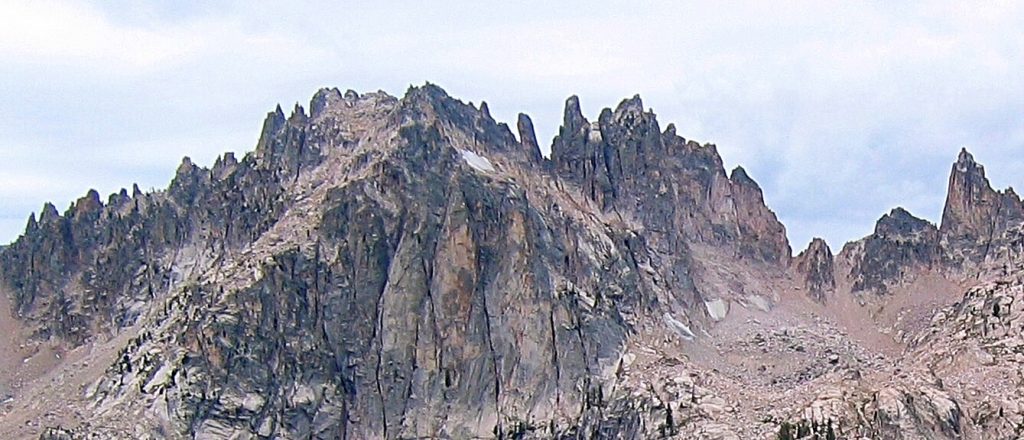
left=1, top=84, right=1023, bottom=439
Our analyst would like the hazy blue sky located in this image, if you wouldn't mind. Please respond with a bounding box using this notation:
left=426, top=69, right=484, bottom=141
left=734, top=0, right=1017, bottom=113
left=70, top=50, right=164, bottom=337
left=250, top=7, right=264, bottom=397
left=2, top=1, right=1022, bottom=252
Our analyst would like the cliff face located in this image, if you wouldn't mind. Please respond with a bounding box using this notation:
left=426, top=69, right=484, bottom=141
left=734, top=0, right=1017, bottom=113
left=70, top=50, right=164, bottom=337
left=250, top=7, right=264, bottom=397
left=3, top=85, right=1024, bottom=440
left=940, top=148, right=1024, bottom=265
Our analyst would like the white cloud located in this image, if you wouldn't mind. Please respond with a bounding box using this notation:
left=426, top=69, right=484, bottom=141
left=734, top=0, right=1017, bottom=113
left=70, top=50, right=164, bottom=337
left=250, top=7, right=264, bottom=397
left=0, top=0, right=328, bottom=76
left=0, top=1, right=201, bottom=72
left=0, top=1, right=1022, bottom=250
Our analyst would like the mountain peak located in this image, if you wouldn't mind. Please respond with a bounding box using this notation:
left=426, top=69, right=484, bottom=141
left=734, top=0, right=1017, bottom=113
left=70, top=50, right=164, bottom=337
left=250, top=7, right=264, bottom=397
left=25, top=212, right=38, bottom=233
left=957, top=147, right=975, bottom=165
left=289, top=103, right=308, bottom=123
left=176, top=156, right=197, bottom=176
left=73, top=189, right=103, bottom=217
left=939, top=149, right=1013, bottom=255
left=729, top=165, right=756, bottom=187
left=794, top=237, right=835, bottom=301
left=613, top=94, right=644, bottom=119
left=876, top=207, right=933, bottom=236
left=38, top=202, right=60, bottom=223
left=663, top=122, right=677, bottom=137
left=562, top=95, right=587, bottom=131
left=516, top=112, right=542, bottom=163
left=403, top=82, right=452, bottom=105
left=309, top=87, right=343, bottom=117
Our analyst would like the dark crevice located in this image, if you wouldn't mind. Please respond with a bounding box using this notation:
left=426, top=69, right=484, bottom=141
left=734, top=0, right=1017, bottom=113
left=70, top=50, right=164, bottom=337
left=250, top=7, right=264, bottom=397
left=548, top=296, right=562, bottom=411
left=980, top=201, right=1003, bottom=270
left=479, top=268, right=503, bottom=437
left=372, top=247, right=393, bottom=439
left=397, top=297, right=423, bottom=434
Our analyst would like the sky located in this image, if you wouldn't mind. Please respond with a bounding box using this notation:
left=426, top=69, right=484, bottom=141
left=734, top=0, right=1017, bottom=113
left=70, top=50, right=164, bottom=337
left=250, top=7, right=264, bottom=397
left=1, top=1, right=1023, bottom=252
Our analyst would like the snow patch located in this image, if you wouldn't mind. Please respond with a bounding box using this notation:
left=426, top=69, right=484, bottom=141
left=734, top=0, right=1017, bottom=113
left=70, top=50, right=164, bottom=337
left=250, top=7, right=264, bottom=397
left=743, top=295, right=772, bottom=312
left=587, top=122, right=603, bottom=143
left=143, top=363, right=175, bottom=393
left=705, top=299, right=729, bottom=321
left=663, top=313, right=696, bottom=340
left=620, top=352, right=636, bottom=369
left=565, top=281, right=596, bottom=309
left=459, top=149, right=495, bottom=173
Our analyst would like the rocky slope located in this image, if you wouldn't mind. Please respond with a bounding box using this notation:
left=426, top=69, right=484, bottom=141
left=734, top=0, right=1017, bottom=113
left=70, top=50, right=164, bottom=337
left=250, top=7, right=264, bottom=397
left=0, top=84, right=1022, bottom=439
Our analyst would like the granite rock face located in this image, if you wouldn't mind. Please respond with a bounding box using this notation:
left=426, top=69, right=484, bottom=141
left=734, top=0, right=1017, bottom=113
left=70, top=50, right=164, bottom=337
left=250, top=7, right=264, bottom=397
left=3, top=85, right=1024, bottom=440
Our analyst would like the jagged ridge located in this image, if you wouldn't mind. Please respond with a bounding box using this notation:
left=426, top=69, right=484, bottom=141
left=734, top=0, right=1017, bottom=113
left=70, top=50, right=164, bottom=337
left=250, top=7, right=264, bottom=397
left=0, top=84, right=1022, bottom=439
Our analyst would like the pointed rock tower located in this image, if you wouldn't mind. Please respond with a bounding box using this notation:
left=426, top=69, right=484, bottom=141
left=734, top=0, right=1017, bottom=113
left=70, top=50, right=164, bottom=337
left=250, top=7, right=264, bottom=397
left=793, top=238, right=836, bottom=301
